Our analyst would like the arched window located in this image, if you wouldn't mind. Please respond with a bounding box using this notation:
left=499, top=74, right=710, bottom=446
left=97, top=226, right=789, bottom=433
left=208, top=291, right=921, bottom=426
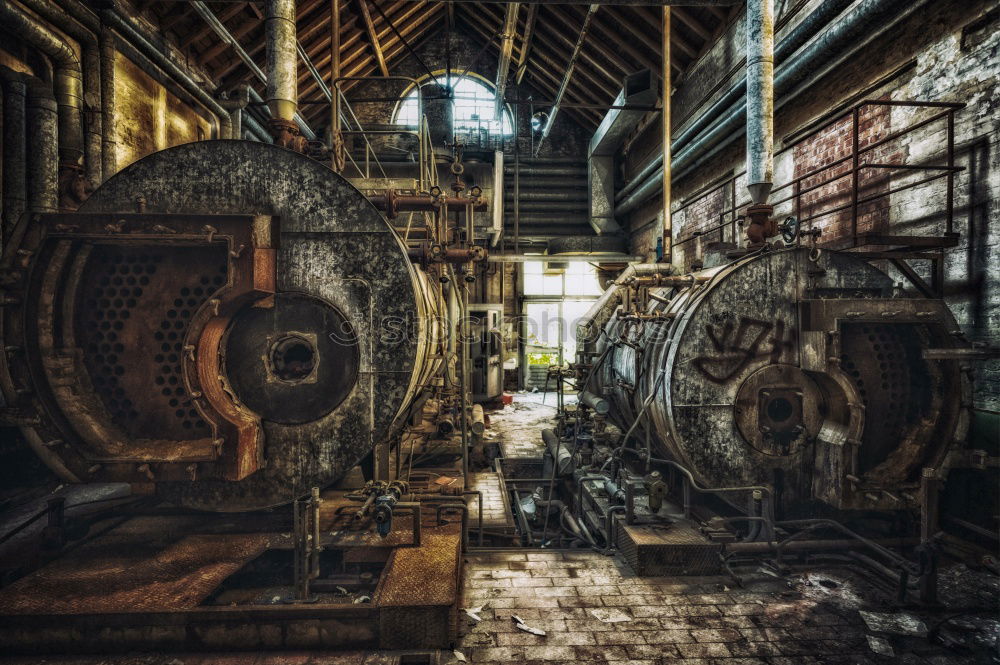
left=395, top=75, right=514, bottom=136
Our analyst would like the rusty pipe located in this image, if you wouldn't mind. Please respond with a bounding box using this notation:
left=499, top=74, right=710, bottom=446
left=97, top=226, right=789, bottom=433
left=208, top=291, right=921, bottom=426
left=0, top=1, right=86, bottom=205
left=369, top=191, right=487, bottom=217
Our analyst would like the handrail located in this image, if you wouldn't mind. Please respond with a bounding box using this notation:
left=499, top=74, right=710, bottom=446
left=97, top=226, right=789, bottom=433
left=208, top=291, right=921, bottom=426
left=670, top=99, right=965, bottom=258
left=334, top=76, right=427, bottom=186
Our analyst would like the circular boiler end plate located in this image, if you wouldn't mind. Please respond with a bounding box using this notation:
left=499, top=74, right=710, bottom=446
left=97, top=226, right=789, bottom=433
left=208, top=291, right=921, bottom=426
left=225, top=293, right=359, bottom=425
left=734, top=364, right=824, bottom=457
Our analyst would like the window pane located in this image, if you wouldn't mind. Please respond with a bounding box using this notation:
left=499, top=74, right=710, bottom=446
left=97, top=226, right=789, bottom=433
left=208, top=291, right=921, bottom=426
left=394, top=76, right=513, bottom=136
left=565, top=263, right=603, bottom=296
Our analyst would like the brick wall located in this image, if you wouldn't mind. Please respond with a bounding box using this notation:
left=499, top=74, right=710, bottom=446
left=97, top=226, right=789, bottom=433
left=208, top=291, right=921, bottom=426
left=672, top=184, right=728, bottom=270
left=792, top=101, right=898, bottom=246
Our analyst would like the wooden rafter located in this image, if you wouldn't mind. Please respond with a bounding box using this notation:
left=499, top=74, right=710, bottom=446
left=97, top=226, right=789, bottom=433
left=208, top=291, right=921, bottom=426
left=297, top=1, right=423, bottom=91
left=298, top=2, right=441, bottom=103
left=357, top=0, right=390, bottom=77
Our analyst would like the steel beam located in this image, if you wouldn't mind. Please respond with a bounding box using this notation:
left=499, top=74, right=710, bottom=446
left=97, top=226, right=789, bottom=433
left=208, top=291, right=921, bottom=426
left=534, top=4, right=599, bottom=155
left=494, top=2, right=519, bottom=121
left=514, top=3, right=538, bottom=85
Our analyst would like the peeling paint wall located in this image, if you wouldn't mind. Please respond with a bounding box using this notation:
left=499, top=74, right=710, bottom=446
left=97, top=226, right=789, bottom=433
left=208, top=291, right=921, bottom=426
left=113, top=54, right=210, bottom=171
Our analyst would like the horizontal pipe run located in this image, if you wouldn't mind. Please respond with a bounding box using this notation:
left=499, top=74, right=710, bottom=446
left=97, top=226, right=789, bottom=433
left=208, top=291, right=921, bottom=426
left=617, top=0, right=921, bottom=216
left=504, top=178, right=587, bottom=189
left=503, top=216, right=591, bottom=225
left=488, top=253, right=643, bottom=263
left=504, top=167, right=587, bottom=177
left=726, top=537, right=920, bottom=554
left=503, top=191, right=588, bottom=202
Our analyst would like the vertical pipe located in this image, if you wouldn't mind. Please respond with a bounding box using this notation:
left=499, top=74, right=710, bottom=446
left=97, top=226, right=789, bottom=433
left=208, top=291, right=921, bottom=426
left=661, top=6, right=672, bottom=262
left=1, top=73, right=28, bottom=237
left=851, top=107, right=860, bottom=245
left=100, top=25, right=117, bottom=180
left=919, top=468, right=939, bottom=604
left=945, top=111, right=954, bottom=236
left=745, top=0, right=774, bottom=205
left=25, top=82, right=59, bottom=213
left=18, top=0, right=104, bottom=186
left=459, top=267, right=470, bottom=480
left=266, top=0, right=299, bottom=125
left=0, top=1, right=85, bottom=203
left=329, top=0, right=341, bottom=171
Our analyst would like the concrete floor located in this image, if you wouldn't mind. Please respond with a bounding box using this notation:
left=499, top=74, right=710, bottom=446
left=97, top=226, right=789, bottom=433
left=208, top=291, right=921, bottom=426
left=0, top=394, right=996, bottom=664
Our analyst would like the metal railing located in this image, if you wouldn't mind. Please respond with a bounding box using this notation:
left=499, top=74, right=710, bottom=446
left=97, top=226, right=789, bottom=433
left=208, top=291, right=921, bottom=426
left=333, top=76, right=438, bottom=194
left=671, top=99, right=965, bottom=262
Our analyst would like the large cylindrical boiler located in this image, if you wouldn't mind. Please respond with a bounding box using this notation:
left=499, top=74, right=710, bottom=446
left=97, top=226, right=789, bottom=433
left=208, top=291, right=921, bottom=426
left=579, top=248, right=969, bottom=513
left=0, top=141, right=444, bottom=510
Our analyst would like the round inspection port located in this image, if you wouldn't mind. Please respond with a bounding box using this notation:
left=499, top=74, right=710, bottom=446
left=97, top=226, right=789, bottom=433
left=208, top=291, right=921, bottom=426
left=269, top=334, right=317, bottom=382
left=766, top=396, right=794, bottom=423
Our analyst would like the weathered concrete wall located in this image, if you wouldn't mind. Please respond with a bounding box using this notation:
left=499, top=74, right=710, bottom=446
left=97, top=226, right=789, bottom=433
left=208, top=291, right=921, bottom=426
left=623, top=0, right=1000, bottom=409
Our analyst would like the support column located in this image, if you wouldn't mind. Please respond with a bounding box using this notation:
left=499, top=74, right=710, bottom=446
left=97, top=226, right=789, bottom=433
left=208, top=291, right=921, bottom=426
left=661, top=7, right=671, bottom=263
left=329, top=0, right=343, bottom=172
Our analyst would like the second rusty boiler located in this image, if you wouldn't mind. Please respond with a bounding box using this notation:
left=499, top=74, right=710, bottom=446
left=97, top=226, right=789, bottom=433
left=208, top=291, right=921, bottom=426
left=577, top=247, right=969, bottom=514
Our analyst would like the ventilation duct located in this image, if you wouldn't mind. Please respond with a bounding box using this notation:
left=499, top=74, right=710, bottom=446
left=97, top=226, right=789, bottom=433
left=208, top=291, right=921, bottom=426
left=588, top=70, right=656, bottom=235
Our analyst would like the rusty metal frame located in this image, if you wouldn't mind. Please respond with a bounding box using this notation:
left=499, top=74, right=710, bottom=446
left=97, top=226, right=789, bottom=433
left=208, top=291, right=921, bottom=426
left=3, top=212, right=278, bottom=485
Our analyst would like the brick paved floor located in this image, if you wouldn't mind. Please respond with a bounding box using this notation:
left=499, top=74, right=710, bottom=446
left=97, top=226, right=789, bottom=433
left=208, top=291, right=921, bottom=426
left=487, top=394, right=572, bottom=459
left=467, top=472, right=515, bottom=532
left=455, top=550, right=987, bottom=665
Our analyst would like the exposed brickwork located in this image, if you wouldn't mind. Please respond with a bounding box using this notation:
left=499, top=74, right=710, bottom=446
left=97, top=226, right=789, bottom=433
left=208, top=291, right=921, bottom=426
left=793, top=101, right=899, bottom=246
left=628, top=1, right=999, bottom=409
left=673, top=185, right=729, bottom=270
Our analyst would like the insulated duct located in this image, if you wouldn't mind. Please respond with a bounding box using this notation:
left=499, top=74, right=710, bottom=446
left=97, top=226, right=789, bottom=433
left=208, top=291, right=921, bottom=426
left=745, top=0, right=774, bottom=205
left=25, top=80, right=59, bottom=213
left=265, top=0, right=305, bottom=149
left=588, top=69, right=656, bottom=235
left=1, top=70, right=27, bottom=234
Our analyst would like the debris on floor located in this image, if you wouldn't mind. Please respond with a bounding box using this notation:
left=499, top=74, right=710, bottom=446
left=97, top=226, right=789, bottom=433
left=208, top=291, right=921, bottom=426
left=860, top=609, right=930, bottom=637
